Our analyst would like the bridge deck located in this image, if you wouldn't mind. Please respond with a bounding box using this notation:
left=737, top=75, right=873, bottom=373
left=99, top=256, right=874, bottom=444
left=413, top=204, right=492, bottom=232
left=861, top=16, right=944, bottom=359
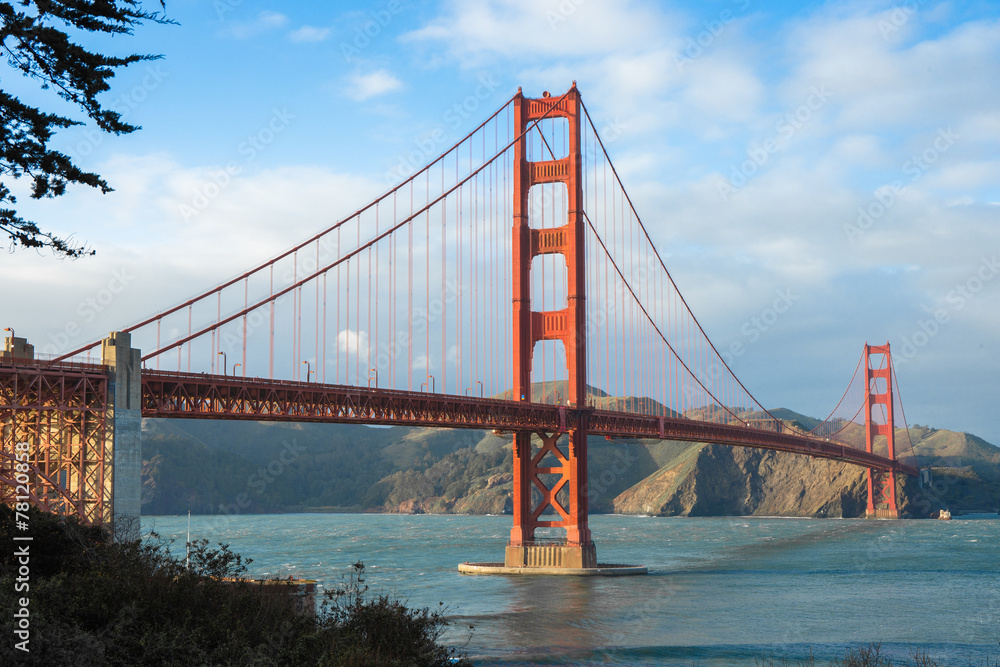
left=141, top=370, right=917, bottom=475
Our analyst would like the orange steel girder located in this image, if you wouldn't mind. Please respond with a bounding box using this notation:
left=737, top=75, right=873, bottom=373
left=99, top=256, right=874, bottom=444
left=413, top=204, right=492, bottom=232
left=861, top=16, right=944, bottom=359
left=510, top=84, right=591, bottom=547
left=865, top=343, right=899, bottom=516
left=0, top=362, right=112, bottom=526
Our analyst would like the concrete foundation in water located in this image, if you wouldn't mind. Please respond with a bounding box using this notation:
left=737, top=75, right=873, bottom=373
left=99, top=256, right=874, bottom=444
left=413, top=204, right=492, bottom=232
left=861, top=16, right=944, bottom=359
left=504, top=542, right=597, bottom=569
left=460, top=542, right=646, bottom=576
left=458, top=562, right=646, bottom=576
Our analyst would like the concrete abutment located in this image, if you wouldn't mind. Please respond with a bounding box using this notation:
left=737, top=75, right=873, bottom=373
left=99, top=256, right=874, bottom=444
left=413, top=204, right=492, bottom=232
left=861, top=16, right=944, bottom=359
left=102, top=331, right=142, bottom=540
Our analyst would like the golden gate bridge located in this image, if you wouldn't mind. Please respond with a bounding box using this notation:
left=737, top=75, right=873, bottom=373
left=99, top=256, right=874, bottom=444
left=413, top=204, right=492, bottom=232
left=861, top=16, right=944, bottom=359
left=1, top=84, right=917, bottom=572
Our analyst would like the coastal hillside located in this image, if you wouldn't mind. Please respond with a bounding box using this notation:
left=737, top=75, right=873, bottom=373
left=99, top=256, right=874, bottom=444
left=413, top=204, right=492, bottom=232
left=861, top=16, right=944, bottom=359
left=140, top=404, right=1000, bottom=519
left=610, top=413, right=1000, bottom=518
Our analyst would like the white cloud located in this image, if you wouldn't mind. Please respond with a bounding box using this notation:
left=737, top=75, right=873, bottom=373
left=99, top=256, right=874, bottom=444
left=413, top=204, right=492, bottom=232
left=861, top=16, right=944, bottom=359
left=289, top=25, right=331, bottom=43
left=678, top=58, right=764, bottom=124
left=403, top=0, right=672, bottom=61
left=1, top=154, right=386, bottom=358
left=782, top=10, right=1000, bottom=132
left=337, top=329, right=371, bottom=357
left=222, top=11, right=289, bottom=39
left=345, top=70, right=403, bottom=101
left=9, top=0, right=1000, bottom=443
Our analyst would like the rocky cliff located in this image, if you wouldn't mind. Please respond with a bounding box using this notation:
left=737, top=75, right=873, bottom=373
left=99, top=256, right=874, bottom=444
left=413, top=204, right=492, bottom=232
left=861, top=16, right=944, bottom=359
left=611, top=443, right=907, bottom=517
left=140, top=408, right=998, bottom=519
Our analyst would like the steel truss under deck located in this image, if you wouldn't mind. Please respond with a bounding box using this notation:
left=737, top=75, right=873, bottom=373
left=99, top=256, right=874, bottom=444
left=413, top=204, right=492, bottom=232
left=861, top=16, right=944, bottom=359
left=0, top=361, right=112, bottom=525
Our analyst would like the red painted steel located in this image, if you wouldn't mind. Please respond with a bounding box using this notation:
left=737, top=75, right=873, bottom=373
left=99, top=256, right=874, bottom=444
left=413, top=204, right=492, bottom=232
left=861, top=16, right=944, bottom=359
left=2, top=352, right=918, bottom=530
left=140, top=370, right=564, bottom=430
left=510, top=85, right=591, bottom=547
left=865, top=343, right=900, bottom=515
left=138, top=370, right=916, bottom=475
left=4, top=86, right=923, bottom=536
left=0, top=360, right=112, bottom=525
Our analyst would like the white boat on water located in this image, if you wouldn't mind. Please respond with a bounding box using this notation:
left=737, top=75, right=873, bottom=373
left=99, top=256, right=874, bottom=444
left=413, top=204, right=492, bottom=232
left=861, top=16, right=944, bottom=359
left=936, top=509, right=952, bottom=520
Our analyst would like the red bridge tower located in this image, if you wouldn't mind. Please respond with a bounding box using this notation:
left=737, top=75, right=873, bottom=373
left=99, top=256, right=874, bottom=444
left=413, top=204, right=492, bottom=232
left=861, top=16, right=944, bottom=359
left=865, top=343, right=900, bottom=519
left=505, top=84, right=595, bottom=569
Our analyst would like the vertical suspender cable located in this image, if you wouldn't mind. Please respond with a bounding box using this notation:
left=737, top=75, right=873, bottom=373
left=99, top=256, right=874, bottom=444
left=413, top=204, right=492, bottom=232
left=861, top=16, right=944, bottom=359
left=366, top=223, right=371, bottom=383
left=374, top=203, right=379, bottom=386
left=269, top=266, right=274, bottom=379
left=322, top=272, right=327, bottom=384
left=355, top=214, right=361, bottom=385
left=316, top=241, right=321, bottom=380
left=408, top=180, right=413, bottom=391
left=426, top=169, right=430, bottom=391
left=457, top=150, right=462, bottom=395
left=243, top=278, right=248, bottom=376
left=441, top=158, right=447, bottom=395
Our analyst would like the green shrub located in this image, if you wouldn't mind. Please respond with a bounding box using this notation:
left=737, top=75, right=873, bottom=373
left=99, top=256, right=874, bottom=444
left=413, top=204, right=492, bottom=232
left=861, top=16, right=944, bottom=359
left=0, top=506, right=470, bottom=666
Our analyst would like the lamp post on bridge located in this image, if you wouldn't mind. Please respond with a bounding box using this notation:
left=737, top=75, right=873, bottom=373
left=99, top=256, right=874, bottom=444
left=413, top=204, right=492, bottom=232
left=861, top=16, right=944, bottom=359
left=233, top=363, right=241, bottom=377
left=368, top=368, right=378, bottom=388
left=218, top=350, right=227, bottom=376
left=302, top=360, right=312, bottom=382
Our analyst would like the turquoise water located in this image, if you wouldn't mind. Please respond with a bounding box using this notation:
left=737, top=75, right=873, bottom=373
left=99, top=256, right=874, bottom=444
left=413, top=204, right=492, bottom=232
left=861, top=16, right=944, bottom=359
left=141, top=513, right=1000, bottom=665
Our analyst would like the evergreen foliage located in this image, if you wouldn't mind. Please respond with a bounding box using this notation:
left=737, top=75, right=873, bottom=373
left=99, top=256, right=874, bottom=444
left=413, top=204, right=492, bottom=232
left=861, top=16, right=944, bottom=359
left=0, top=1, right=170, bottom=256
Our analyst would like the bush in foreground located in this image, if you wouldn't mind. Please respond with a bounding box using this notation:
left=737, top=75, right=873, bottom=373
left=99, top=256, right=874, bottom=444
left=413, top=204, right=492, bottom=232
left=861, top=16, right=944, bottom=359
left=0, top=506, right=470, bottom=666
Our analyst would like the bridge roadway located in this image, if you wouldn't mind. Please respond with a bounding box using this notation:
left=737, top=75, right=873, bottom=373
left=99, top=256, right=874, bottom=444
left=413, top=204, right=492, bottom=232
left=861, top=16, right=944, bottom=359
left=141, top=369, right=918, bottom=476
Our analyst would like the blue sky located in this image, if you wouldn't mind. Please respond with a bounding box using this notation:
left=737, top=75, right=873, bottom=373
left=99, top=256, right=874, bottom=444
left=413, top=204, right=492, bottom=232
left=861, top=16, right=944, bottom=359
left=4, top=0, right=1000, bottom=445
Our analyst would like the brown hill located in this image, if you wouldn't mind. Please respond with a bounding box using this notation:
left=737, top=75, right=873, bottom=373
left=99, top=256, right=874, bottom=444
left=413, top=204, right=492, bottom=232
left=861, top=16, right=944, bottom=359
left=140, top=397, right=1000, bottom=519
left=609, top=415, right=999, bottom=519
left=612, top=443, right=885, bottom=517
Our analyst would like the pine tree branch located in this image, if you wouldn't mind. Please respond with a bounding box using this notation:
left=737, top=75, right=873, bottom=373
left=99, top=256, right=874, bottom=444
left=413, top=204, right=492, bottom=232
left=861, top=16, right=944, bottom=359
left=0, top=1, right=173, bottom=257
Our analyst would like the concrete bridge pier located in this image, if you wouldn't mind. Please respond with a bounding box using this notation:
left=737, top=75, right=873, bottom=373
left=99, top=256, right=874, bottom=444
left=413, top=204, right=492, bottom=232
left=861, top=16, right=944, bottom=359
left=1, top=335, right=34, bottom=361
left=102, top=332, right=142, bottom=540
